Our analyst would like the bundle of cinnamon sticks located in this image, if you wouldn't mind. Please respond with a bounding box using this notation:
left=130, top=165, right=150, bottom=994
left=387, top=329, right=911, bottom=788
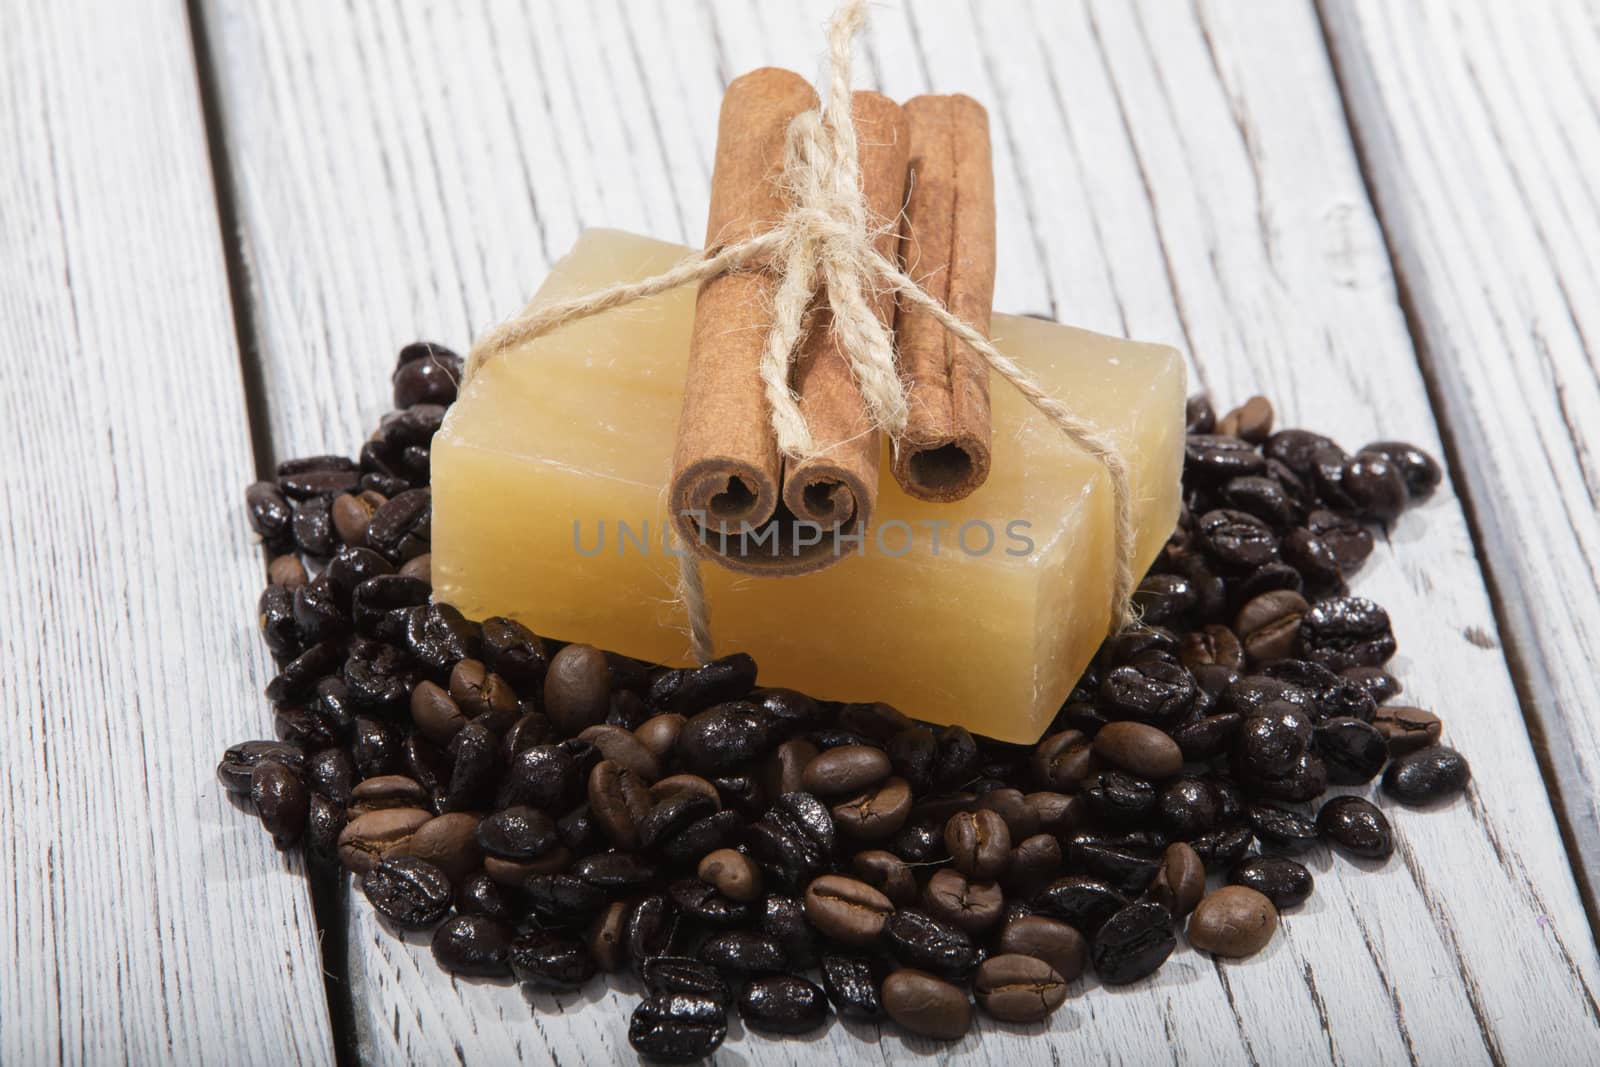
left=670, top=68, right=997, bottom=576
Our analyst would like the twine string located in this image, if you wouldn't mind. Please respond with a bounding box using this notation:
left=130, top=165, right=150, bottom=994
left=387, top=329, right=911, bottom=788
left=463, top=0, right=1136, bottom=666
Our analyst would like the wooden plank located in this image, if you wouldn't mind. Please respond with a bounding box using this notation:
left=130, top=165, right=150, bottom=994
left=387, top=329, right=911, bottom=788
left=197, top=0, right=1600, bottom=1062
left=0, top=0, right=337, bottom=1063
left=1320, top=0, right=1600, bottom=902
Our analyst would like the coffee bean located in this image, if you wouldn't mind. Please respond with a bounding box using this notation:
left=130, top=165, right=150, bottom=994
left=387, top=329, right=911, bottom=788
left=1282, top=527, right=1344, bottom=591
left=993, top=916, right=1084, bottom=982
left=648, top=773, right=721, bottom=809
left=251, top=761, right=308, bottom=849
left=544, top=644, right=611, bottom=736
left=624, top=893, right=677, bottom=971
left=499, top=744, right=578, bottom=811
left=483, top=846, right=572, bottom=887
left=883, top=909, right=980, bottom=978
left=1359, top=440, right=1440, bottom=498
left=1372, top=706, right=1442, bottom=755
left=1171, top=712, right=1243, bottom=761
left=1006, top=833, right=1064, bottom=891
left=851, top=849, right=916, bottom=905
left=350, top=575, right=428, bottom=643
left=431, top=914, right=512, bottom=978
left=1180, top=624, right=1245, bottom=672
left=1188, top=886, right=1278, bottom=958
left=882, top=968, right=972, bottom=1041
left=1198, top=509, right=1280, bottom=570
left=1247, top=803, right=1319, bottom=853
left=218, top=740, right=305, bottom=795
left=1144, top=842, right=1206, bottom=918
left=1027, top=791, right=1085, bottom=836
left=628, top=993, right=727, bottom=1061
left=802, top=874, right=894, bottom=944
left=392, top=342, right=462, bottom=407
left=579, top=724, right=661, bottom=782
left=305, top=794, right=345, bottom=863
left=738, top=974, right=830, bottom=1034
left=802, top=745, right=891, bottom=798
left=1234, top=702, right=1313, bottom=779
left=808, top=955, right=882, bottom=1020
left=1093, top=721, right=1182, bottom=779
left=406, top=603, right=479, bottom=672
left=305, top=747, right=354, bottom=806
left=1134, top=573, right=1199, bottom=625
left=650, top=653, right=758, bottom=714
left=1186, top=434, right=1267, bottom=482
left=1084, top=771, right=1159, bottom=827
left=1235, top=590, right=1310, bottom=665
left=669, top=878, right=750, bottom=928
left=267, top=554, right=309, bottom=591
left=1298, top=595, right=1395, bottom=670
left=348, top=774, right=429, bottom=815
left=698, top=848, right=763, bottom=903
left=409, top=681, right=467, bottom=745
left=476, top=806, right=559, bottom=861
left=402, top=812, right=483, bottom=882
left=246, top=481, right=293, bottom=548
left=974, top=953, right=1068, bottom=1023
left=762, top=738, right=819, bottom=799
left=1090, top=901, right=1175, bottom=984
left=677, top=703, right=771, bottom=775
left=1157, top=777, right=1220, bottom=837
left=1317, top=795, right=1393, bottom=858
left=1315, top=717, right=1388, bottom=784
left=362, top=856, right=451, bottom=929
left=695, top=931, right=785, bottom=978
left=1186, top=394, right=1217, bottom=434
left=758, top=894, right=819, bottom=970
left=641, top=955, right=729, bottom=1004
left=1306, top=509, right=1373, bottom=572
left=589, top=760, right=652, bottom=850
left=1189, top=826, right=1256, bottom=871
left=1231, top=855, right=1313, bottom=908
left=1032, top=875, right=1127, bottom=934
left=832, top=776, right=912, bottom=841
left=923, top=868, right=1004, bottom=934
left=1033, top=729, right=1096, bottom=790
left=331, top=491, right=379, bottom=548
left=1382, top=745, right=1470, bottom=805
left=945, top=809, right=1010, bottom=880
left=635, top=714, right=687, bottom=762
left=366, top=488, right=430, bottom=562
left=1342, top=454, right=1409, bottom=521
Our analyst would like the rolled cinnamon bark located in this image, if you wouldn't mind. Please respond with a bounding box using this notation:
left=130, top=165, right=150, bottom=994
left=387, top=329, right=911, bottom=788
left=891, top=94, right=996, bottom=502
left=781, top=90, right=910, bottom=566
left=670, top=68, right=817, bottom=569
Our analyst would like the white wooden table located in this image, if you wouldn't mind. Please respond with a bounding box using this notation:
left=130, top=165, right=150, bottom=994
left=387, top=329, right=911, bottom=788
left=4, top=1, right=1599, bottom=1063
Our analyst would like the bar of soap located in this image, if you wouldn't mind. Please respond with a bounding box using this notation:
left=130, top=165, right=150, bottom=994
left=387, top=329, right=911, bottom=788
left=433, top=230, right=1184, bottom=742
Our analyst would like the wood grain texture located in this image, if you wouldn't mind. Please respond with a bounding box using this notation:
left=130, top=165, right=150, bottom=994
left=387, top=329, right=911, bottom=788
left=197, top=0, right=1600, bottom=1062
left=0, top=0, right=336, bottom=1062
left=1320, top=0, right=1600, bottom=905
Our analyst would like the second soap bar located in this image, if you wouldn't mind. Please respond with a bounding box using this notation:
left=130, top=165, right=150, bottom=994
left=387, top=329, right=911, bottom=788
left=432, top=230, right=1184, bottom=742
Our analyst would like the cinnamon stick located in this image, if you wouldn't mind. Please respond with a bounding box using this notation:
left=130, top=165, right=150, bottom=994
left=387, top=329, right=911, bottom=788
left=891, top=94, right=996, bottom=502
left=781, top=90, right=910, bottom=566
left=670, top=68, right=817, bottom=571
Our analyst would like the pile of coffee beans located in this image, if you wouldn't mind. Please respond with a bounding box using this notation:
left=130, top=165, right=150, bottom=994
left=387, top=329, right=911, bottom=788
left=223, top=343, right=1471, bottom=1059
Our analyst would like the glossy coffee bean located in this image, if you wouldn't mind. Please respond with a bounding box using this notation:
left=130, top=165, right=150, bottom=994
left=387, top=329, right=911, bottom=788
left=1247, top=803, right=1319, bottom=853
left=883, top=909, right=980, bottom=978
left=362, top=857, right=451, bottom=929
left=1188, top=886, right=1278, bottom=958
left=246, top=481, right=293, bottom=547
left=882, top=968, right=972, bottom=1041
left=392, top=342, right=462, bottom=407
left=366, top=488, right=431, bottom=562
left=628, top=994, right=727, bottom=1061
left=698, top=930, right=787, bottom=977
left=1315, top=717, right=1389, bottom=784
left=498, top=744, right=578, bottom=811
left=1235, top=590, right=1309, bottom=664
left=1189, top=826, right=1256, bottom=871
left=1342, top=454, right=1409, bottom=521
left=251, top=760, right=309, bottom=849
left=1032, top=875, right=1127, bottom=934
left=819, top=955, right=885, bottom=1019
left=1157, top=777, right=1221, bottom=837
left=641, top=956, right=729, bottom=1005
left=1297, top=595, right=1396, bottom=670
left=1090, top=902, right=1175, bottom=984
left=668, top=878, right=750, bottom=928
left=997, top=914, right=1087, bottom=981
left=974, top=953, right=1068, bottom=1023
left=588, top=760, right=652, bottom=850
left=431, top=914, right=513, bottom=978
left=649, top=653, right=758, bottom=714
left=1234, top=703, right=1313, bottom=779
left=1317, top=795, right=1393, bottom=858
left=677, top=703, right=771, bottom=775
left=1032, top=729, right=1096, bottom=790
left=945, top=809, right=1010, bottom=880
left=1382, top=745, right=1470, bottom=805
left=738, top=975, right=830, bottom=1035
left=1099, top=661, right=1197, bottom=725
left=1186, top=434, right=1267, bottom=482
left=1306, top=509, right=1374, bottom=572
left=1359, top=441, right=1440, bottom=497
left=1231, top=855, right=1313, bottom=909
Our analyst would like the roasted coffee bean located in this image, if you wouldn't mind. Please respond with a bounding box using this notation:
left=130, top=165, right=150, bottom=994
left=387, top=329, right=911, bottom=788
left=974, top=953, right=1068, bottom=1023
left=834, top=701, right=912, bottom=743
left=362, top=856, right=451, bottom=928
left=437, top=720, right=494, bottom=813
left=629, top=993, right=727, bottom=1061
left=669, top=878, right=750, bottom=928
left=1157, top=777, right=1221, bottom=837
left=1317, top=795, right=1393, bottom=858
left=348, top=774, right=429, bottom=815
left=1180, top=624, right=1246, bottom=672
left=1185, top=823, right=1253, bottom=869
left=1134, top=572, right=1199, bottom=625
left=710, top=773, right=763, bottom=818
left=1006, top=833, right=1064, bottom=891
left=1231, top=562, right=1306, bottom=610
left=431, top=914, right=512, bottom=978
left=851, top=849, right=916, bottom=905
left=1090, top=901, right=1175, bottom=984
left=1234, top=703, right=1313, bottom=779
left=498, top=744, right=578, bottom=811
left=1033, top=729, right=1096, bottom=790
left=251, top=760, right=309, bottom=848
left=623, top=893, right=677, bottom=971
left=523, top=873, right=607, bottom=924
left=470, top=618, right=546, bottom=692
left=263, top=638, right=346, bottom=704
left=508, top=929, right=597, bottom=989
left=650, top=653, right=757, bottom=714
left=1235, top=590, right=1309, bottom=664
left=336, top=807, right=432, bottom=875
left=1247, top=803, right=1319, bottom=853
left=446, top=659, right=515, bottom=722
left=1342, top=453, right=1409, bottom=521
left=1188, top=886, right=1278, bottom=958
left=759, top=894, right=819, bottom=970
left=883, top=909, right=980, bottom=977
left=289, top=574, right=347, bottom=646
left=257, top=585, right=300, bottom=661
left=1315, top=717, right=1388, bottom=784
left=1198, top=509, right=1279, bottom=570
left=218, top=740, right=305, bottom=795
left=945, top=809, right=1010, bottom=880
left=305, top=794, right=345, bottom=862
left=585, top=903, right=630, bottom=973
left=365, top=488, right=430, bottom=562
left=761, top=738, right=819, bottom=799
left=453, top=874, right=512, bottom=923
left=1217, top=396, right=1273, bottom=442
left=1066, top=837, right=1160, bottom=898
left=346, top=716, right=400, bottom=779
left=661, top=811, right=746, bottom=866
left=1033, top=875, right=1126, bottom=934
left=637, top=788, right=720, bottom=854
left=1301, top=509, right=1371, bottom=573
left=699, top=930, right=787, bottom=977
left=882, top=968, right=972, bottom=1041
left=746, top=687, right=825, bottom=740
left=1172, top=712, right=1243, bottom=761
left=501, top=712, right=549, bottom=760
left=630, top=712, right=684, bottom=761
left=1382, top=745, right=1470, bottom=805
left=800, top=874, right=895, bottom=944
left=1186, top=394, right=1217, bottom=434
left=929, top=725, right=979, bottom=792
left=331, top=491, right=380, bottom=548
left=289, top=495, right=336, bottom=557
left=409, top=681, right=466, bottom=746
left=350, top=575, right=428, bottom=643
left=341, top=641, right=414, bottom=712
left=1372, top=706, right=1442, bottom=755
left=1251, top=752, right=1328, bottom=803
left=832, top=776, right=912, bottom=841
left=1298, top=595, right=1396, bottom=670
left=1359, top=440, right=1440, bottom=498
left=997, top=915, right=1087, bottom=981
left=1094, top=721, right=1183, bottom=779
left=246, top=481, right=294, bottom=548
left=401, top=812, right=483, bottom=881
left=405, top=602, right=478, bottom=672
left=392, top=342, right=463, bottom=407
left=475, top=806, right=559, bottom=861
left=676, top=703, right=771, bottom=775
left=923, top=868, right=1004, bottom=934
left=802, top=744, right=891, bottom=798
left=1101, top=660, right=1198, bottom=725
left=578, top=724, right=661, bottom=782
left=1344, top=665, right=1402, bottom=704
left=1027, top=791, right=1085, bottom=836
left=820, top=955, right=885, bottom=1019
left=1186, top=434, right=1267, bottom=482
left=304, top=746, right=354, bottom=806
left=1144, top=842, right=1206, bottom=918
left=738, top=974, right=830, bottom=1034
left=641, top=955, right=729, bottom=1004
left=483, top=845, right=571, bottom=887
left=588, top=760, right=652, bottom=850
left=1221, top=474, right=1298, bottom=529
left=1231, top=855, right=1313, bottom=909
left=698, top=848, right=763, bottom=903
left=887, top=725, right=937, bottom=793
left=542, top=643, right=610, bottom=736
left=1084, top=771, right=1158, bottom=828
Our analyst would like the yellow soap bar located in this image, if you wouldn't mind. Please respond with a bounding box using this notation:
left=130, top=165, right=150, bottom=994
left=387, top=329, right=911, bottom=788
left=433, top=230, right=1184, bottom=742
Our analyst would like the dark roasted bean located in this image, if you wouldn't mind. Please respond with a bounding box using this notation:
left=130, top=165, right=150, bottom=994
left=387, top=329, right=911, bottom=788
left=362, top=857, right=451, bottom=928
left=1342, top=453, right=1409, bottom=521
left=431, top=914, right=512, bottom=979
left=1382, top=745, right=1470, bottom=805
left=1032, top=875, right=1126, bottom=934
left=851, top=849, right=916, bottom=905
left=1090, top=901, right=1175, bottom=984
left=699, top=930, right=787, bottom=976
left=1187, top=826, right=1255, bottom=871
left=1157, top=777, right=1221, bottom=837
left=642, top=955, right=729, bottom=1004
left=1344, top=666, right=1402, bottom=704
left=1235, top=590, right=1309, bottom=665
left=365, top=488, right=430, bottom=562
left=661, top=811, right=746, bottom=865
left=1100, top=660, right=1197, bottom=725
left=1198, top=509, right=1280, bottom=570
left=1084, top=771, right=1158, bottom=828
left=1134, top=572, right=1198, bottom=625
left=392, top=342, right=462, bottom=407
left=650, top=653, right=758, bottom=714
left=738, top=974, right=829, bottom=1034
left=1032, top=729, right=1096, bottom=790
left=257, top=584, right=300, bottom=661
left=1145, top=842, right=1206, bottom=918
left=1172, top=711, right=1243, bottom=761
left=802, top=744, right=891, bottom=798
left=1186, top=434, right=1267, bottom=482
left=676, top=703, right=772, bottom=775
left=1247, top=803, right=1319, bottom=853
left=669, top=878, right=750, bottom=928
left=758, top=894, right=819, bottom=970
left=508, top=930, right=595, bottom=989
left=351, top=575, right=429, bottom=642
left=883, top=909, right=980, bottom=978
left=290, top=496, right=336, bottom=557
left=1317, top=795, right=1393, bottom=858
left=475, top=806, right=558, bottom=861
left=1067, top=837, right=1160, bottom=898
left=1234, top=703, right=1313, bottom=780
left=1359, top=441, right=1440, bottom=498
left=218, top=740, right=305, bottom=795
left=628, top=994, right=727, bottom=1061
left=406, top=603, right=479, bottom=672
left=1298, top=595, right=1396, bottom=670
left=819, top=955, right=885, bottom=1019
left=588, top=760, right=652, bottom=850
left=498, top=744, right=578, bottom=811
left=1315, top=717, right=1389, bottom=784
left=246, top=481, right=294, bottom=548
left=624, top=893, right=676, bottom=972
left=251, top=761, right=309, bottom=849
left=1231, top=855, right=1313, bottom=908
